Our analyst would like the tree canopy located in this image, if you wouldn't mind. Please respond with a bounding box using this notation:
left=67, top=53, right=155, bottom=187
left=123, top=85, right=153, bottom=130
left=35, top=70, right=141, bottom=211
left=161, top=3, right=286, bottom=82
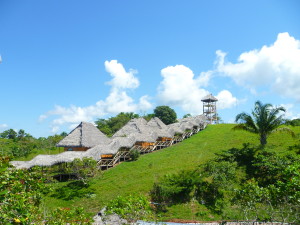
left=154, top=106, right=177, bottom=125
left=233, top=101, right=295, bottom=146
left=95, top=112, right=140, bottom=136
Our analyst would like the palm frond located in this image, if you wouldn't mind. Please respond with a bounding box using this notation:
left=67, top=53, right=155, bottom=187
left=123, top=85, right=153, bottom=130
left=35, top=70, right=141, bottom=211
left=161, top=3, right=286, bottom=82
left=232, top=124, right=257, bottom=133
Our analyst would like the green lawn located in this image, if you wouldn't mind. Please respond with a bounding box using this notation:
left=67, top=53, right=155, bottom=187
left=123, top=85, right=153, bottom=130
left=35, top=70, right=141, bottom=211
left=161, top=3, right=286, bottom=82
left=43, top=124, right=300, bottom=219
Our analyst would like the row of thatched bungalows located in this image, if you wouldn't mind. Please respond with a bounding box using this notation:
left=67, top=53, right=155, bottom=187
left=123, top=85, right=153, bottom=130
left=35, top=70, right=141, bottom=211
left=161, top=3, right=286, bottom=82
left=11, top=115, right=207, bottom=169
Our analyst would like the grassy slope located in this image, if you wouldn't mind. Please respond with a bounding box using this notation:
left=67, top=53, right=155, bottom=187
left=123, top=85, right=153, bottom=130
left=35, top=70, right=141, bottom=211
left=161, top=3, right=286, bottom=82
left=44, top=124, right=300, bottom=219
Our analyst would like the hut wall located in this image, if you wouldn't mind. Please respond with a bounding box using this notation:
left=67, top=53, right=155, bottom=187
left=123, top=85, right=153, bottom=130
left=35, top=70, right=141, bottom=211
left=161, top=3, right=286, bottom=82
left=157, top=137, right=172, bottom=142
left=135, top=142, right=155, bottom=148
left=64, top=147, right=89, bottom=151
left=101, top=154, right=114, bottom=159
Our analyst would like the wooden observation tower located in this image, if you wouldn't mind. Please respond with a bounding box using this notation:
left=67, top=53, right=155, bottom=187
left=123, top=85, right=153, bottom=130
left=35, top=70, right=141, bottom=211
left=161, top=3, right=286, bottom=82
left=201, top=94, right=218, bottom=124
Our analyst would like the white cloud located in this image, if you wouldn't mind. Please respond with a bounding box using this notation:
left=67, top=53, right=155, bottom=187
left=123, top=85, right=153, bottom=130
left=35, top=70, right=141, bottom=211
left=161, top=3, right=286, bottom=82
left=217, top=32, right=300, bottom=100
left=105, top=60, right=139, bottom=89
left=280, top=103, right=300, bottom=119
left=69, top=124, right=79, bottom=130
left=216, top=90, right=238, bottom=109
left=51, top=126, right=60, bottom=134
left=41, top=60, right=152, bottom=133
left=0, top=124, right=8, bottom=131
left=157, top=65, right=238, bottom=114
left=138, top=95, right=153, bottom=112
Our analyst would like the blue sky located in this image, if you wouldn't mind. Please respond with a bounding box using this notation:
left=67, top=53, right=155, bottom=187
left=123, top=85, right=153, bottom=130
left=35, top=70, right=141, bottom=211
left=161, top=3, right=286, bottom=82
left=0, top=0, right=300, bottom=137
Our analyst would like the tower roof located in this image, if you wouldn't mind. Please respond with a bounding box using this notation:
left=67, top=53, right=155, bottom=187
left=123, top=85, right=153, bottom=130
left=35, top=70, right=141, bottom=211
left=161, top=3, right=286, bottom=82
left=201, top=93, right=218, bottom=102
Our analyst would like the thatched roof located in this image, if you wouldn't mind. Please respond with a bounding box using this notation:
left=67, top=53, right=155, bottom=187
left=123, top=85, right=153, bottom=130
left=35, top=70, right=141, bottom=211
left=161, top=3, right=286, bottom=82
left=57, top=122, right=111, bottom=148
left=201, top=93, right=218, bottom=102
left=128, top=132, right=158, bottom=143
left=147, top=117, right=173, bottom=138
left=85, top=141, right=121, bottom=160
left=113, top=118, right=148, bottom=137
left=178, top=115, right=207, bottom=127
left=167, top=123, right=185, bottom=134
left=112, top=136, right=136, bottom=148
left=11, top=139, right=127, bottom=169
left=10, top=151, right=85, bottom=169
left=147, top=117, right=168, bottom=129
left=113, top=117, right=160, bottom=142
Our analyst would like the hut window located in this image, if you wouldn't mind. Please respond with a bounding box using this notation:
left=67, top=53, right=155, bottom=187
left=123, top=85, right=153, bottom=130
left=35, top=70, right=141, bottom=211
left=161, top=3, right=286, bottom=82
left=67, top=148, right=73, bottom=151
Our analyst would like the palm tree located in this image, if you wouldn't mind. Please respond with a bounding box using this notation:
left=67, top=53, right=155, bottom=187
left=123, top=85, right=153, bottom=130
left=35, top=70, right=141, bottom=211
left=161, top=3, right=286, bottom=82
left=233, top=101, right=295, bottom=146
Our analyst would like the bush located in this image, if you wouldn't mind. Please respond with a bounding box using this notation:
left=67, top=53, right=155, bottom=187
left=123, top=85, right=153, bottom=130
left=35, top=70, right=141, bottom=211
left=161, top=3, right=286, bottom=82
left=129, top=149, right=140, bottom=161
left=106, top=194, right=154, bottom=222
left=0, top=167, right=46, bottom=224
left=45, top=207, right=91, bottom=224
left=56, top=157, right=100, bottom=183
left=150, top=170, right=199, bottom=205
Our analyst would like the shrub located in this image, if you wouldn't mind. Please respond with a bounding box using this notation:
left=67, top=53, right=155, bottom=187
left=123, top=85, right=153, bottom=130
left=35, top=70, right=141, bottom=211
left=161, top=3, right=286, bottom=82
left=45, top=207, right=91, bottom=224
left=0, top=167, right=46, bottom=224
left=129, top=149, right=140, bottom=161
left=150, top=170, right=199, bottom=205
left=106, top=194, right=154, bottom=222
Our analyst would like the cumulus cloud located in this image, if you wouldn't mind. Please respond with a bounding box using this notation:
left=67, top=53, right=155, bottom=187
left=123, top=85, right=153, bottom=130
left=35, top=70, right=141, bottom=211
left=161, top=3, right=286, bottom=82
left=0, top=124, right=8, bottom=130
left=217, top=32, right=300, bottom=100
left=105, top=60, right=139, bottom=89
left=280, top=103, right=300, bottom=119
left=157, top=65, right=238, bottom=114
left=216, top=90, right=238, bottom=109
left=41, top=60, right=152, bottom=133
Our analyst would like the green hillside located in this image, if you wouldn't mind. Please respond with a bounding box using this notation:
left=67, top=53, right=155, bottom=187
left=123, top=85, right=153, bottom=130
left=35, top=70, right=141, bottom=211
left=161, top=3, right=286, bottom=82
left=44, top=124, right=300, bottom=220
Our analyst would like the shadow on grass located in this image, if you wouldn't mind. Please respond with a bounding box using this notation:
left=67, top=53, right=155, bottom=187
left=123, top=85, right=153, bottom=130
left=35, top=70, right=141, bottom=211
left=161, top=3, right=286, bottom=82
left=50, top=180, right=95, bottom=201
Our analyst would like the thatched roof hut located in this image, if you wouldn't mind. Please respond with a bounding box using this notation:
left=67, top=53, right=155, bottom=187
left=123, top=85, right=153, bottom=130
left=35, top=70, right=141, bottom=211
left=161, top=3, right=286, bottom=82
left=10, top=151, right=86, bottom=169
left=128, top=132, right=158, bottom=143
left=57, top=122, right=111, bottom=150
left=84, top=141, right=121, bottom=160
left=147, top=117, right=168, bottom=129
left=167, top=123, right=185, bottom=135
left=112, top=118, right=148, bottom=137
left=147, top=117, right=173, bottom=138
left=112, top=136, right=136, bottom=149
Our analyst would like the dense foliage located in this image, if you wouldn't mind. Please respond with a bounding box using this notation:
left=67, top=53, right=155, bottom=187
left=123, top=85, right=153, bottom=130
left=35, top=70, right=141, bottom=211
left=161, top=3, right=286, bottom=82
left=0, top=158, right=96, bottom=224
left=154, top=106, right=177, bottom=125
left=95, top=112, right=140, bottom=136
left=150, top=144, right=300, bottom=223
left=0, top=129, right=65, bottom=159
left=0, top=165, right=46, bottom=224
left=106, top=194, right=154, bottom=222
left=285, top=118, right=300, bottom=126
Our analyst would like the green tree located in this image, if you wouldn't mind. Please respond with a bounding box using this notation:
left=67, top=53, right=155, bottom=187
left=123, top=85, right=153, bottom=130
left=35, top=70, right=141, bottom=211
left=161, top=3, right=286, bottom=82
left=60, top=131, right=68, bottom=137
left=95, top=112, right=140, bottom=136
left=0, top=129, right=17, bottom=140
left=154, top=106, right=177, bottom=125
left=183, top=113, right=192, bottom=118
left=233, top=101, right=295, bottom=146
left=143, top=113, right=155, bottom=121
left=285, top=118, right=300, bottom=126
